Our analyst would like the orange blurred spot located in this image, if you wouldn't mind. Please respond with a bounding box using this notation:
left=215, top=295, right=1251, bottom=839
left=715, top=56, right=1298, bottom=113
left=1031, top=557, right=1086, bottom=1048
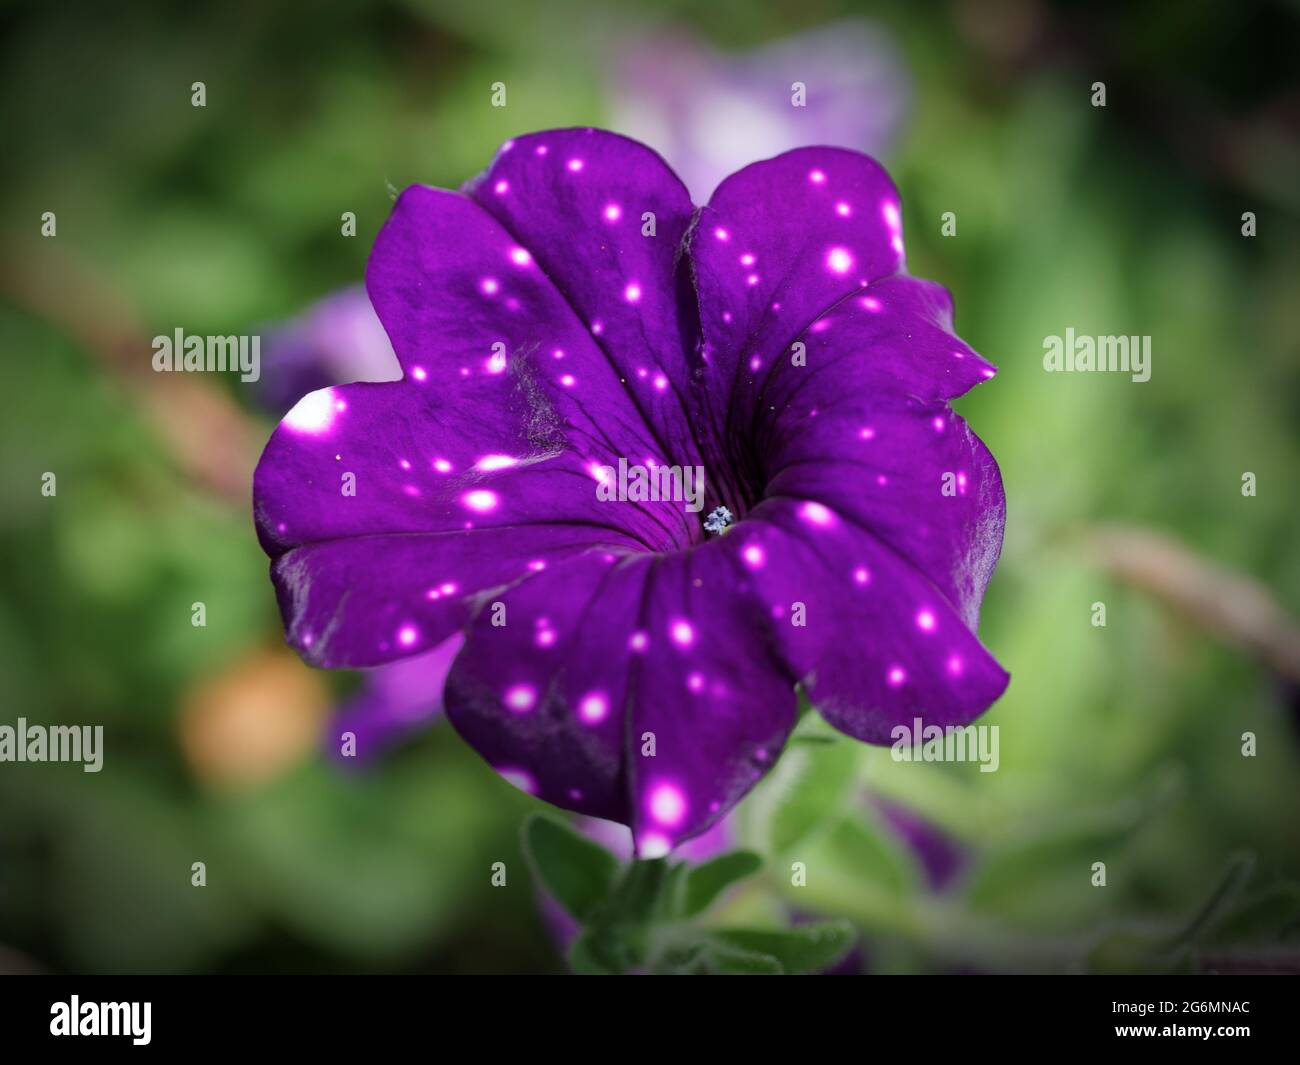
left=179, top=648, right=329, bottom=790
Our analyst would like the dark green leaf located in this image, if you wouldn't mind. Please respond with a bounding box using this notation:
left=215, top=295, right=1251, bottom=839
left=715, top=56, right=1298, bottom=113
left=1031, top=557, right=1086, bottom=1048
left=521, top=814, right=620, bottom=922
left=568, top=929, right=619, bottom=975
left=1089, top=855, right=1259, bottom=973
left=1087, top=929, right=1170, bottom=974
left=1164, top=851, right=1255, bottom=949
left=1207, top=882, right=1300, bottom=946
left=695, top=942, right=783, bottom=975
left=607, top=857, right=672, bottom=924
left=711, top=920, right=856, bottom=974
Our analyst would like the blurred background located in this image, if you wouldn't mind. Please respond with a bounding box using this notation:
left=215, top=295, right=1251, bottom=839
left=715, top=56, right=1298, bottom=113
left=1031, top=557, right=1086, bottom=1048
left=1, top=0, right=1297, bottom=974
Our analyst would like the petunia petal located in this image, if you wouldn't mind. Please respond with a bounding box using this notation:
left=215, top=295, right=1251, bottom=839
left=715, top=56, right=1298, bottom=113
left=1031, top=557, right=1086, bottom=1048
left=441, top=552, right=633, bottom=822
left=254, top=377, right=686, bottom=559
left=466, top=129, right=696, bottom=387
left=467, top=129, right=732, bottom=510
left=269, top=526, right=637, bottom=668
left=765, top=275, right=999, bottom=408
left=442, top=543, right=798, bottom=845
left=624, top=544, right=797, bottom=854
left=733, top=496, right=1008, bottom=743
left=365, top=183, right=696, bottom=509
left=689, top=146, right=908, bottom=425
left=763, top=403, right=1006, bottom=630
left=254, top=367, right=708, bottom=668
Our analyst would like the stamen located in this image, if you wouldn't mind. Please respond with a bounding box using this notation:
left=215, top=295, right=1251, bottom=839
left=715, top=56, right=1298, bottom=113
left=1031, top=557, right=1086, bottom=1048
left=703, top=506, right=734, bottom=535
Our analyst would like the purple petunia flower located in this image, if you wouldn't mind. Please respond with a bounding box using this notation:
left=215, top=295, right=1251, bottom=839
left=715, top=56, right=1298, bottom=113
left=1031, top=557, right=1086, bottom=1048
left=253, top=128, right=1009, bottom=855
left=257, top=286, right=401, bottom=417
left=608, top=21, right=910, bottom=202
left=327, top=633, right=462, bottom=763
left=871, top=796, right=966, bottom=892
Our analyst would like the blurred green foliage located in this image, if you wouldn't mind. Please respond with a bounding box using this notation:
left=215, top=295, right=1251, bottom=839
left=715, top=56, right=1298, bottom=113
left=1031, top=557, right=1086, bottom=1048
left=0, top=0, right=1297, bottom=973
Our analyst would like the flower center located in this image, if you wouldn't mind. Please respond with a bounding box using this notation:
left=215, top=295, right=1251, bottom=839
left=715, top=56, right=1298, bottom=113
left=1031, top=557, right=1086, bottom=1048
left=703, top=506, right=734, bottom=535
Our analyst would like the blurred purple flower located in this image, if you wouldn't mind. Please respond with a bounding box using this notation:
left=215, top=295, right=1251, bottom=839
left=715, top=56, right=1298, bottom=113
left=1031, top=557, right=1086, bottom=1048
left=257, top=286, right=400, bottom=417
left=608, top=20, right=910, bottom=201
left=328, top=634, right=463, bottom=763
left=872, top=795, right=966, bottom=892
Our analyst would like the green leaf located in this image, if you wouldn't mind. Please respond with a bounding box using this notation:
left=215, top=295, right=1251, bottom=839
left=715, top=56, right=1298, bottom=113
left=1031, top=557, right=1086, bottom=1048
left=521, top=814, right=620, bottom=922
left=657, top=940, right=709, bottom=973
left=1164, top=852, right=1254, bottom=949
left=606, top=857, right=673, bottom=924
left=218, top=759, right=498, bottom=961
left=711, top=920, right=857, bottom=974
left=570, top=916, right=656, bottom=975
left=765, top=728, right=859, bottom=852
left=1087, top=929, right=1171, bottom=974
left=1088, top=855, right=1259, bottom=974
left=568, top=929, right=619, bottom=975
left=1206, top=882, right=1300, bottom=947
left=679, top=850, right=762, bottom=918
left=966, top=805, right=1149, bottom=919
left=694, top=942, right=784, bottom=975
left=826, top=815, right=919, bottom=897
